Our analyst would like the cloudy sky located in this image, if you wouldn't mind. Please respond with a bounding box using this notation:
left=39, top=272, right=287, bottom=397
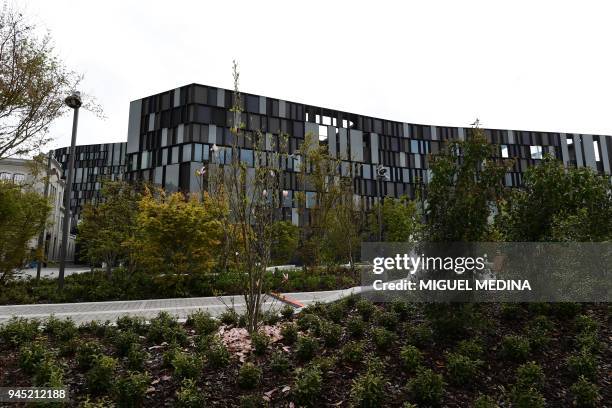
left=17, top=0, right=612, bottom=151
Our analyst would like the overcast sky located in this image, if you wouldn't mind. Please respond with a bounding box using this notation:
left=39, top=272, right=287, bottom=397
left=17, top=0, right=612, bottom=151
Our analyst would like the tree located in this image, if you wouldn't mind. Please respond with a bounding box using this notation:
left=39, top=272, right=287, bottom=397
left=132, top=188, right=223, bottom=291
left=322, top=180, right=363, bottom=268
left=499, top=155, right=612, bottom=242
left=368, top=195, right=422, bottom=242
left=422, top=127, right=511, bottom=340
left=210, top=61, right=287, bottom=332
left=296, top=132, right=354, bottom=267
left=425, top=127, right=510, bottom=242
left=0, top=180, right=50, bottom=283
left=0, top=5, right=101, bottom=159
left=270, top=221, right=299, bottom=265
left=77, top=181, right=140, bottom=276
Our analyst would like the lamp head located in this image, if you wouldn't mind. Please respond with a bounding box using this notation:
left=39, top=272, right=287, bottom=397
left=65, top=91, right=82, bottom=109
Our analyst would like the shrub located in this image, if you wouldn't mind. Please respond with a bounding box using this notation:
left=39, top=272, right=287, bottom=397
left=239, top=394, right=268, bottom=408
left=219, top=309, right=239, bottom=326
left=473, top=394, right=499, bottom=408
left=320, top=321, right=342, bottom=348
left=172, top=351, right=202, bottom=380
left=376, top=311, right=399, bottom=331
left=76, top=341, right=103, bottom=371
left=456, top=339, right=483, bottom=360
left=175, top=378, right=204, bottom=408
left=525, top=315, right=553, bottom=350
left=262, top=310, right=281, bottom=326
left=344, top=294, right=359, bottom=309
left=510, top=386, right=545, bottom=408
left=250, top=331, right=270, bottom=355
left=280, top=323, right=298, bottom=345
left=281, top=304, right=295, bottom=320
left=566, top=351, right=597, bottom=380
left=405, top=323, right=433, bottom=348
left=126, top=344, right=148, bottom=371
left=270, top=351, right=290, bottom=374
left=33, top=357, right=64, bottom=387
left=44, top=316, right=78, bottom=341
left=553, top=302, right=582, bottom=319
left=310, top=355, right=338, bottom=373
left=347, top=316, right=366, bottom=338
left=237, top=362, right=262, bottom=390
left=356, top=299, right=377, bottom=321
left=205, top=338, right=230, bottom=369
left=293, top=365, right=322, bottom=407
left=391, top=301, right=411, bottom=321
left=399, top=345, right=423, bottom=373
left=295, top=335, right=319, bottom=362
left=58, top=337, right=78, bottom=357
left=19, top=342, right=48, bottom=374
left=341, top=341, right=365, bottom=364
left=350, top=371, right=385, bottom=408
left=501, top=335, right=530, bottom=361
left=0, top=317, right=39, bottom=347
left=570, top=376, right=601, bottom=408
left=114, top=371, right=150, bottom=408
left=80, top=397, right=113, bottom=408
left=371, top=327, right=397, bottom=350
left=297, top=313, right=321, bottom=334
left=87, top=355, right=118, bottom=394
left=114, top=330, right=140, bottom=357
left=147, top=312, right=187, bottom=346
left=116, top=315, right=147, bottom=334
left=516, top=362, right=545, bottom=391
left=576, top=331, right=601, bottom=353
left=162, top=344, right=180, bottom=368
left=574, top=314, right=598, bottom=335
left=326, top=302, right=345, bottom=323
left=446, top=352, right=482, bottom=385
left=186, top=310, right=219, bottom=335
left=406, top=368, right=444, bottom=406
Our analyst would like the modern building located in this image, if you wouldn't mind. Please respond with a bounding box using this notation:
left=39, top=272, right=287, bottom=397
left=121, top=84, right=612, bottom=225
left=53, top=142, right=127, bottom=225
left=0, top=155, right=75, bottom=263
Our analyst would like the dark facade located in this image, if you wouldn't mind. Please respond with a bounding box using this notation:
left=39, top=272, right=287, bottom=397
left=54, top=142, right=127, bottom=225
left=123, top=84, right=612, bottom=225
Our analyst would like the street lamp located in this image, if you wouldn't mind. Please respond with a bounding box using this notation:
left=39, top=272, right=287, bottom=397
left=58, top=91, right=82, bottom=290
left=376, top=164, right=388, bottom=241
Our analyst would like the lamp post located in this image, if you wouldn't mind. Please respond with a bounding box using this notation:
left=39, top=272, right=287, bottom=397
left=376, top=164, right=388, bottom=242
left=58, top=91, right=82, bottom=290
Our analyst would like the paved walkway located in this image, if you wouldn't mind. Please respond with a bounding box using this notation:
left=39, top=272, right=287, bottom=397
left=16, top=266, right=91, bottom=280
left=0, top=287, right=361, bottom=325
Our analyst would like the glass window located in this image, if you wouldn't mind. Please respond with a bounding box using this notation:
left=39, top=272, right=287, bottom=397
left=318, top=125, right=328, bottom=141
left=182, top=144, right=192, bottom=162
left=594, top=140, right=601, bottom=162
left=194, top=144, right=203, bottom=162
left=410, top=140, right=419, bottom=153
left=501, top=145, right=509, bottom=158
left=530, top=145, right=543, bottom=159
left=172, top=146, right=179, bottom=164
left=13, top=173, right=25, bottom=183
left=322, top=115, right=331, bottom=126
left=0, top=172, right=11, bottom=181
left=240, top=149, right=254, bottom=166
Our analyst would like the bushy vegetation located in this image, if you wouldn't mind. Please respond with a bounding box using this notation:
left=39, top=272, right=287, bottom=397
left=0, top=301, right=608, bottom=406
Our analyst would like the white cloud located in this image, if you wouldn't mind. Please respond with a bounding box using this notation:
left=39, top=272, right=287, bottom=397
left=16, top=0, right=612, bottom=151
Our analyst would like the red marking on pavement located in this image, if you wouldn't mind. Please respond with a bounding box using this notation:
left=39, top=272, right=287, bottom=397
left=270, top=292, right=304, bottom=308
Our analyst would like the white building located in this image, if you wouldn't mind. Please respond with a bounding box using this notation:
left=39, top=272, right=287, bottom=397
left=0, top=155, right=75, bottom=263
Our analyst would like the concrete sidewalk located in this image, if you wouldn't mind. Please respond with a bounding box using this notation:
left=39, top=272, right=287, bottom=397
left=0, top=287, right=361, bottom=325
